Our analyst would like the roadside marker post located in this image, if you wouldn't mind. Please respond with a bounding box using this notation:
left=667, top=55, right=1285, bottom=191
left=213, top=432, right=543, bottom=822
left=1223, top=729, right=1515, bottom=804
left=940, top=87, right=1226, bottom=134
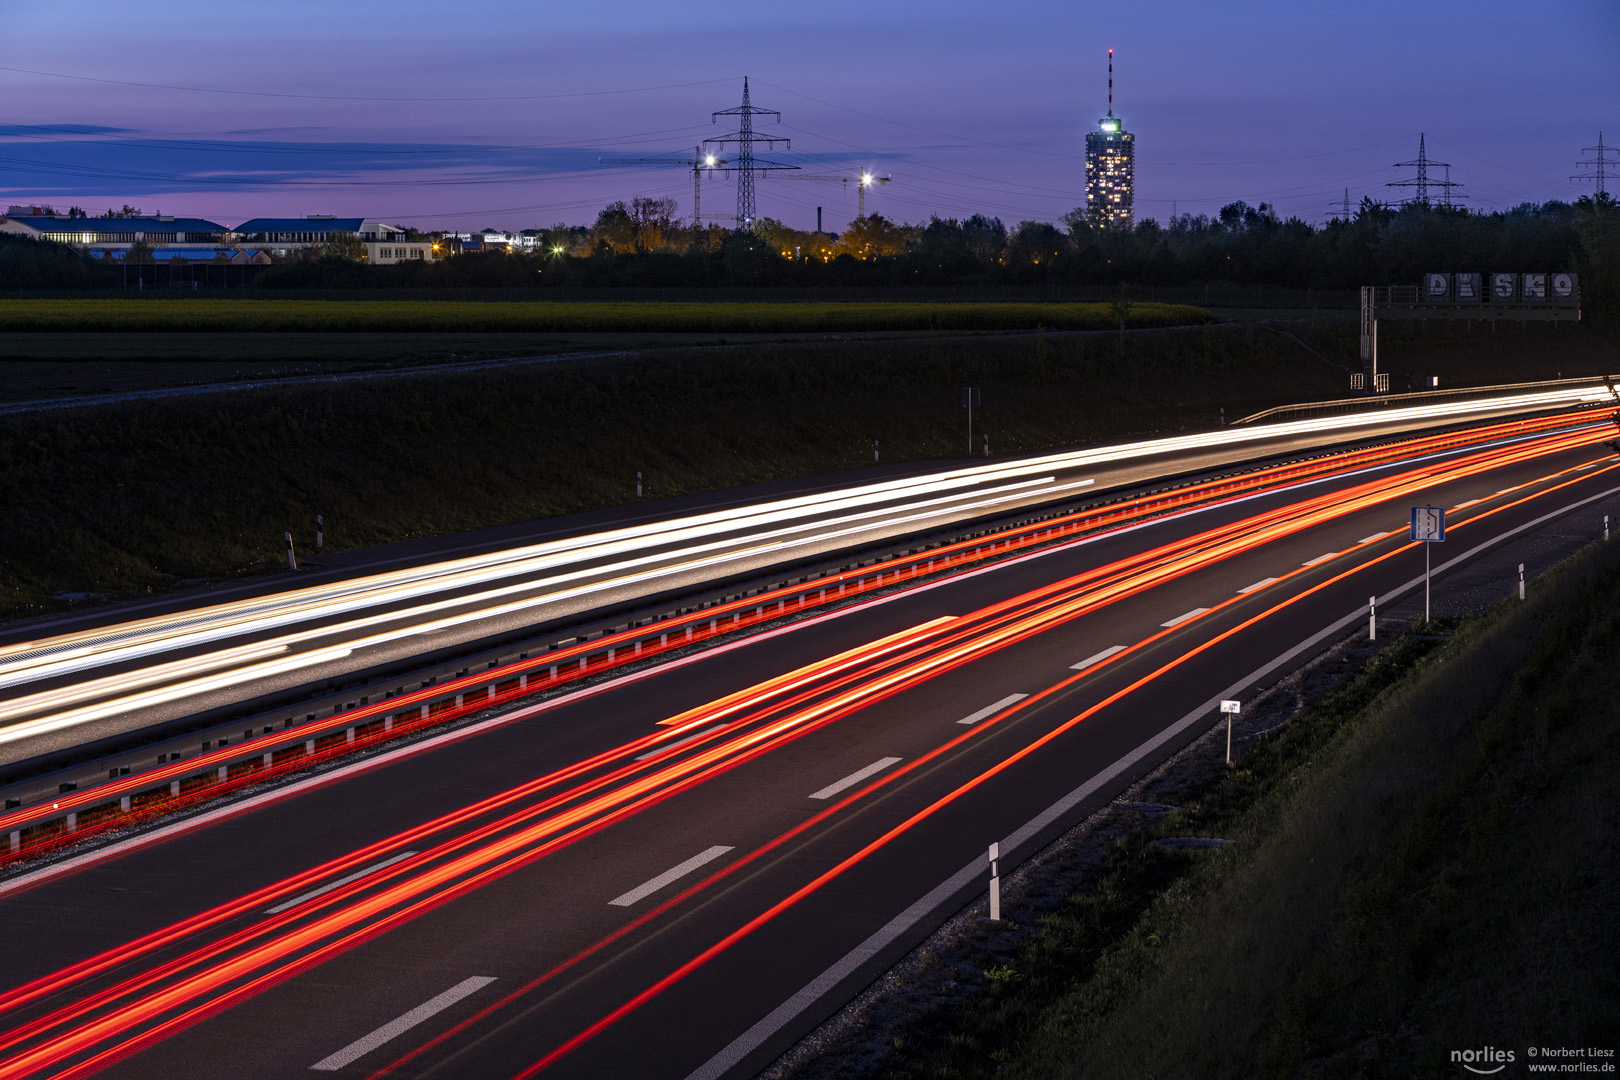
left=284, top=532, right=297, bottom=572
left=1369, top=595, right=1377, bottom=641
left=1410, top=506, right=1446, bottom=622
left=1606, top=514, right=1610, bottom=541
left=982, top=433, right=989, bottom=458
left=987, top=842, right=1000, bottom=922
left=315, top=514, right=323, bottom=552
left=636, top=471, right=643, bottom=499
left=1221, top=699, right=1241, bottom=765
left=961, top=387, right=980, bottom=456
left=1519, top=563, right=1526, bottom=601
left=873, top=439, right=880, bottom=464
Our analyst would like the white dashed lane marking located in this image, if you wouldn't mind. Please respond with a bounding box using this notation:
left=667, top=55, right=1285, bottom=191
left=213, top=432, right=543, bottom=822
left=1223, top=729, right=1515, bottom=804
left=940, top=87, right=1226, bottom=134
left=1161, top=608, right=1208, bottom=628
left=956, top=694, right=1029, bottom=725
left=1070, top=645, right=1126, bottom=672
left=311, top=977, right=497, bottom=1072
left=808, top=757, right=903, bottom=800
left=609, top=846, right=735, bottom=907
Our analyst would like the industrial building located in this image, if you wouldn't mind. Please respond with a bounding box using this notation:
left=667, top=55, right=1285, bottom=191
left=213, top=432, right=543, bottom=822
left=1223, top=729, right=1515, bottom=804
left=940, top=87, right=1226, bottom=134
left=0, top=213, right=228, bottom=250
left=0, top=211, right=435, bottom=265
left=231, top=216, right=436, bottom=264
left=1084, top=49, right=1135, bottom=229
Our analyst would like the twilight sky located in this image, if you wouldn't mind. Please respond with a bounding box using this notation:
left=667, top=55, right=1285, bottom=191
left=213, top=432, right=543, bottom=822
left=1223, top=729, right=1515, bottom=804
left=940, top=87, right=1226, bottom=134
left=1, top=0, right=1616, bottom=232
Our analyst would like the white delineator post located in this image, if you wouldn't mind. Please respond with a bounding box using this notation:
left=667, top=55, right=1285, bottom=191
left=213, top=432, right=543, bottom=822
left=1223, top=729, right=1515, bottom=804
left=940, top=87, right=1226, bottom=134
left=982, top=433, right=989, bottom=458
left=873, top=439, right=879, bottom=464
left=1606, top=515, right=1611, bottom=542
left=636, top=471, right=642, bottom=498
left=987, top=842, right=1000, bottom=922
left=1519, top=563, right=1526, bottom=601
left=316, top=514, right=323, bottom=552
left=1368, top=595, right=1377, bottom=641
left=1221, top=699, right=1241, bottom=765
left=285, top=532, right=297, bottom=572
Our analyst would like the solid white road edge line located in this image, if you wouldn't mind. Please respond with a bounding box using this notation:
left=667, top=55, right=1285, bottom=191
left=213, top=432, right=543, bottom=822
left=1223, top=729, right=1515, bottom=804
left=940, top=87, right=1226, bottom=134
left=809, top=758, right=903, bottom=801
left=682, top=476, right=1620, bottom=1080
left=1161, top=607, right=1209, bottom=628
left=264, top=851, right=418, bottom=915
left=310, top=976, right=496, bottom=1072
left=1237, top=577, right=1278, bottom=595
left=634, top=724, right=728, bottom=762
left=1069, top=646, right=1126, bottom=672
left=955, top=694, right=1029, bottom=726
left=609, top=845, right=734, bottom=908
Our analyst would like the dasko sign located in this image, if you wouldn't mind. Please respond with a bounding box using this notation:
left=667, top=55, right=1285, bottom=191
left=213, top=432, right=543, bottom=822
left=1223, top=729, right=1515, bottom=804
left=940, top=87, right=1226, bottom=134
left=1424, top=271, right=1578, bottom=304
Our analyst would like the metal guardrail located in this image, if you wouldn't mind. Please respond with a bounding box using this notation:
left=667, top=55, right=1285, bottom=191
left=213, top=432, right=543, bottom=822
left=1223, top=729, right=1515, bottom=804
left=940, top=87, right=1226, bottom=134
left=1231, top=376, right=1618, bottom=427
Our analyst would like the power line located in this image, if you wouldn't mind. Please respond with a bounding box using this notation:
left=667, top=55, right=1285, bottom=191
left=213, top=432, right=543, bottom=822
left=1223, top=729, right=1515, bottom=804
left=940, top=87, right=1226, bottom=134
left=0, top=66, right=736, bottom=103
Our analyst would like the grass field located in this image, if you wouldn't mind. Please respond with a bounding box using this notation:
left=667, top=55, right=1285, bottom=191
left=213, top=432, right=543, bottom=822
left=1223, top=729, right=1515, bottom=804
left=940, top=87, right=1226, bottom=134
left=0, top=323, right=1332, bottom=615
left=0, top=320, right=1612, bottom=615
left=871, top=539, right=1620, bottom=1079
left=0, top=298, right=1213, bottom=334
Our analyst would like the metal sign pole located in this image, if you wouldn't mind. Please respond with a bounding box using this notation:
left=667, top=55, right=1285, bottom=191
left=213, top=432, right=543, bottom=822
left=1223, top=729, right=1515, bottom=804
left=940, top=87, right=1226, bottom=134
left=1411, top=506, right=1445, bottom=623
left=1220, top=700, right=1241, bottom=765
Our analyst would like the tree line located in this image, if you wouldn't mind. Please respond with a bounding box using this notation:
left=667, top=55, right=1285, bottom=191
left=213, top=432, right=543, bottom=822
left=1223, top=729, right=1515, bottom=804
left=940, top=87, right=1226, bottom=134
left=2, top=193, right=1615, bottom=326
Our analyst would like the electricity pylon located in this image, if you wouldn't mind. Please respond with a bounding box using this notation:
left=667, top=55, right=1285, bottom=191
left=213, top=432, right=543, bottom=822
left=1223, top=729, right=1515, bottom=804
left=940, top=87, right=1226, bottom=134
left=704, top=77, right=797, bottom=228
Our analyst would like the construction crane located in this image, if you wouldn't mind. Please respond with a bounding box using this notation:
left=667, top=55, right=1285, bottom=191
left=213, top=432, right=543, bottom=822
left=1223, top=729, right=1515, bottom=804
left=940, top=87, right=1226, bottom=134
left=597, top=147, right=725, bottom=227
left=772, top=169, right=892, bottom=219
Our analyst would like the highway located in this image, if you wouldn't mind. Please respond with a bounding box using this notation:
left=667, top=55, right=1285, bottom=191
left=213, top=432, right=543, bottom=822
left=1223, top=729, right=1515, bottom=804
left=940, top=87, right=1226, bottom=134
left=0, top=379, right=1613, bottom=768
left=0, top=402, right=1616, bottom=1079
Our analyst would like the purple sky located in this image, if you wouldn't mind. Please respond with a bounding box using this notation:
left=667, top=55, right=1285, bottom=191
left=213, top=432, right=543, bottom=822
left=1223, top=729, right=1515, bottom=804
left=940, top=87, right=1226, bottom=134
left=2, top=0, right=1616, bottom=232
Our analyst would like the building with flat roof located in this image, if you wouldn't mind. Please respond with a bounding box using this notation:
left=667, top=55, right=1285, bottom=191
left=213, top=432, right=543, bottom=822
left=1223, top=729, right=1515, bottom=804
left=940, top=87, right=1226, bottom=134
left=232, top=216, right=437, bottom=264
left=0, top=214, right=228, bottom=248
left=1084, top=49, right=1135, bottom=229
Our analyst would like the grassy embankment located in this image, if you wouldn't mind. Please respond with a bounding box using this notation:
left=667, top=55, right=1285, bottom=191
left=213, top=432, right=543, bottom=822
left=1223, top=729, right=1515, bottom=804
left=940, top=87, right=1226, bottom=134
left=0, top=298, right=1211, bottom=334
left=874, top=540, right=1620, bottom=1079
left=0, top=323, right=1327, bottom=616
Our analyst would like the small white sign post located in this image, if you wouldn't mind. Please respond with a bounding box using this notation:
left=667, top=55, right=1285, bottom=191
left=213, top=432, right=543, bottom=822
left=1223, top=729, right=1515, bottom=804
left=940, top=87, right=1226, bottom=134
left=1221, top=699, right=1241, bottom=765
left=1410, top=506, right=1446, bottom=622
left=987, top=841, right=1000, bottom=922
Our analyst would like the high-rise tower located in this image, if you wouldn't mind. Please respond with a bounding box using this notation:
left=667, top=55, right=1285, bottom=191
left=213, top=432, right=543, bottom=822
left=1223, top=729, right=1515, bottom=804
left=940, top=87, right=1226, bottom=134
left=1085, top=49, right=1134, bottom=229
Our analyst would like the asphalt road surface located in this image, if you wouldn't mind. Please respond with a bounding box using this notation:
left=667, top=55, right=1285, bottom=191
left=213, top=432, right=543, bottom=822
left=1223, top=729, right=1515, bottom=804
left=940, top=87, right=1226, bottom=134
left=0, top=408, right=1615, bottom=1079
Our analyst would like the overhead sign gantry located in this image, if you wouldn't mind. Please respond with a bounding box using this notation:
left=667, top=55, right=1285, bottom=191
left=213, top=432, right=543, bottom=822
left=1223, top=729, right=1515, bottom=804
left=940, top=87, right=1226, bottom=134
left=1354, top=273, right=1580, bottom=392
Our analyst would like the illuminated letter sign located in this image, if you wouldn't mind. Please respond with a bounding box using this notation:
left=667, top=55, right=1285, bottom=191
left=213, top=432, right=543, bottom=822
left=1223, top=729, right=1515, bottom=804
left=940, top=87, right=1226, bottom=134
left=1521, top=273, right=1547, bottom=303
left=1551, top=273, right=1577, bottom=301
left=1425, top=273, right=1449, bottom=300
left=1491, top=273, right=1516, bottom=300
left=1453, top=272, right=1480, bottom=301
